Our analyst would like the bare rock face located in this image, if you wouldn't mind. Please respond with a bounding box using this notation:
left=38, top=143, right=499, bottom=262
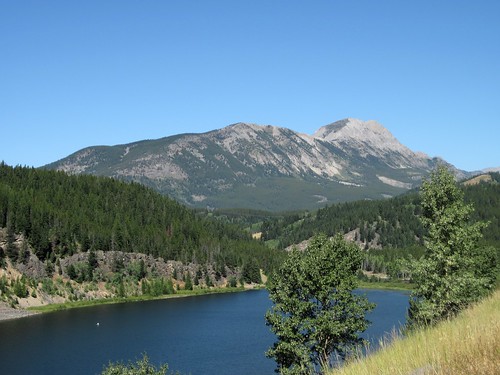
left=0, top=231, right=47, bottom=279
left=15, top=253, right=47, bottom=279
left=45, top=118, right=469, bottom=210
left=313, top=118, right=429, bottom=168
left=57, top=250, right=237, bottom=287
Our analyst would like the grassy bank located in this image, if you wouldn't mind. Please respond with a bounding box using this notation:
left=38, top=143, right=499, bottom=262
left=25, top=279, right=411, bottom=314
left=27, top=286, right=250, bottom=313
left=358, top=280, right=414, bottom=291
left=328, top=289, right=500, bottom=375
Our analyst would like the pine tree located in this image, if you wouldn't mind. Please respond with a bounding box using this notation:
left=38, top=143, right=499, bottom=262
left=184, top=273, right=193, bottom=290
left=5, top=216, right=18, bottom=262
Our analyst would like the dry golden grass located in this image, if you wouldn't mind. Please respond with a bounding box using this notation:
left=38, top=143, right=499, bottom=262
left=329, top=289, right=500, bottom=375
left=463, top=174, right=492, bottom=186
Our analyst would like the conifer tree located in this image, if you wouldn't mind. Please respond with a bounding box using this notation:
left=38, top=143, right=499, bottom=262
left=5, top=216, right=18, bottom=262
left=184, top=273, right=193, bottom=290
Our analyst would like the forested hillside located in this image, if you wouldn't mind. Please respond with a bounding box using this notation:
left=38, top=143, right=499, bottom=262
left=0, top=163, right=282, bottom=275
left=262, top=173, right=500, bottom=251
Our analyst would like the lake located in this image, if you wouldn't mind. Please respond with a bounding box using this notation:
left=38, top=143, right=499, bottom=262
left=0, top=289, right=409, bottom=375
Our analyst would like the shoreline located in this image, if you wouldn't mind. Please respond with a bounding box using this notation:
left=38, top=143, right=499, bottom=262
left=0, top=302, right=41, bottom=322
left=0, top=282, right=410, bottom=322
left=0, top=282, right=411, bottom=322
left=358, top=281, right=414, bottom=291
left=0, top=285, right=262, bottom=321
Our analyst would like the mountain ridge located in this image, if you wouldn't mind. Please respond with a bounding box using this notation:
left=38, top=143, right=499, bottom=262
left=44, top=118, right=472, bottom=211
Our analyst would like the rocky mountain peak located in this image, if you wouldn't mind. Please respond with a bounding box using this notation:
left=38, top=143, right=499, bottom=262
left=225, top=122, right=263, bottom=133
left=223, top=122, right=291, bottom=137
left=313, top=118, right=422, bottom=163
left=44, top=118, right=467, bottom=211
left=314, top=118, right=393, bottom=144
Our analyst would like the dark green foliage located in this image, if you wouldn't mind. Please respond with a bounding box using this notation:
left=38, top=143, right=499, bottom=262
left=41, top=278, right=57, bottom=295
left=56, top=258, right=62, bottom=275
left=45, top=261, right=55, bottom=277
left=101, top=353, right=173, bottom=375
left=463, top=173, right=500, bottom=245
left=183, top=273, right=193, bottom=290
left=5, top=219, right=18, bottom=262
left=18, top=241, right=30, bottom=264
left=12, top=277, right=28, bottom=298
left=128, top=260, right=147, bottom=281
left=264, top=173, right=500, bottom=252
left=196, top=207, right=285, bottom=230
left=66, top=264, right=77, bottom=280
left=0, top=275, right=8, bottom=295
left=266, top=234, right=374, bottom=374
left=490, top=172, right=500, bottom=183
left=87, top=249, right=98, bottom=279
left=242, top=257, right=261, bottom=284
left=117, top=278, right=126, bottom=298
left=228, top=276, right=238, bottom=288
left=141, top=278, right=174, bottom=297
left=0, top=246, right=5, bottom=268
left=205, top=274, right=213, bottom=287
left=194, top=268, right=202, bottom=286
left=0, top=164, right=283, bottom=275
left=407, top=167, right=497, bottom=329
left=263, top=192, right=424, bottom=250
left=362, top=246, right=425, bottom=280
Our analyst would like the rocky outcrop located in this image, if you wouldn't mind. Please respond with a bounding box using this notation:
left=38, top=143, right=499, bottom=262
left=45, top=118, right=470, bottom=210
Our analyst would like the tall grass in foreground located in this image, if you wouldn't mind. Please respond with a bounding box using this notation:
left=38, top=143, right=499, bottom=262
left=329, top=289, right=500, bottom=375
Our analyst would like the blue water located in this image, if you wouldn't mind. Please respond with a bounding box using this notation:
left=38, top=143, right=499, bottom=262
left=0, top=289, right=409, bottom=375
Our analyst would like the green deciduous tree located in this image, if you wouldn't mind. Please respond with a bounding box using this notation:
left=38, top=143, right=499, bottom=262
left=266, top=234, right=374, bottom=375
left=101, top=354, right=172, bottom=375
left=13, top=276, right=28, bottom=298
left=129, top=259, right=147, bottom=281
left=407, top=166, right=497, bottom=328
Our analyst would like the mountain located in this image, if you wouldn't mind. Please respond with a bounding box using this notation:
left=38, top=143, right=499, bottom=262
left=483, top=167, right=500, bottom=173
left=261, top=172, right=500, bottom=251
left=44, top=118, right=468, bottom=211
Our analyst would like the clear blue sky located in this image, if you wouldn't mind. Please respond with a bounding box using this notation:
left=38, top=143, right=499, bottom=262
left=1, top=1, right=499, bottom=171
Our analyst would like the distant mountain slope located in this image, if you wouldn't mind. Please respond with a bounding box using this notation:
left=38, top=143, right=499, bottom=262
left=262, top=172, right=500, bottom=250
left=44, top=119, right=469, bottom=211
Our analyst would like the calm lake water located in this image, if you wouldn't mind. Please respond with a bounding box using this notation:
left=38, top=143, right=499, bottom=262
left=0, top=289, right=409, bottom=375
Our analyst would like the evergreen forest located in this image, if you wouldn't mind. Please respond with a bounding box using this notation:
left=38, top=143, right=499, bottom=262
left=0, top=163, right=283, bottom=276
left=1, top=163, right=498, bottom=305
left=260, top=172, right=500, bottom=251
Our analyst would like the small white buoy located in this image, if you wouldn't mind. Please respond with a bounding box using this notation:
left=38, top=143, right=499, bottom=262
left=96, top=322, right=100, bottom=326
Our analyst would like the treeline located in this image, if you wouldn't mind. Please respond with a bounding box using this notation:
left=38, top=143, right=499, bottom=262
left=262, top=193, right=424, bottom=249
left=0, top=163, right=284, bottom=275
left=463, top=173, right=500, bottom=245
left=262, top=173, right=500, bottom=251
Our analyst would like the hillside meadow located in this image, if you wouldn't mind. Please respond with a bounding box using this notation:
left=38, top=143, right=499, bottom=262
left=328, top=288, right=500, bottom=375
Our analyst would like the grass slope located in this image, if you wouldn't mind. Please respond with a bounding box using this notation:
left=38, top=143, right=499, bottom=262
left=329, top=289, right=500, bottom=375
